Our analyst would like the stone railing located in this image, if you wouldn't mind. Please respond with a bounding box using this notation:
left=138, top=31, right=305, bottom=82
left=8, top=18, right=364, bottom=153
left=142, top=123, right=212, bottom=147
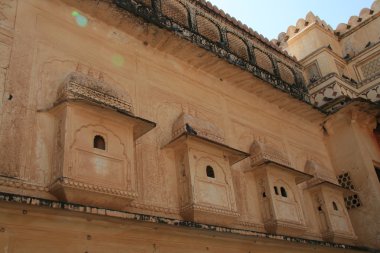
left=114, top=0, right=309, bottom=101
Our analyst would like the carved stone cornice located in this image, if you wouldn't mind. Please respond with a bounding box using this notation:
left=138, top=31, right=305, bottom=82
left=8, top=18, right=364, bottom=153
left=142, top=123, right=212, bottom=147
left=264, top=219, right=307, bottom=236
left=0, top=177, right=49, bottom=192
left=49, top=177, right=138, bottom=199
left=250, top=139, right=291, bottom=168
left=129, top=202, right=179, bottom=215
left=181, top=203, right=240, bottom=218
left=56, top=71, right=133, bottom=115
left=304, top=160, right=339, bottom=186
left=172, top=113, right=225, bottom=143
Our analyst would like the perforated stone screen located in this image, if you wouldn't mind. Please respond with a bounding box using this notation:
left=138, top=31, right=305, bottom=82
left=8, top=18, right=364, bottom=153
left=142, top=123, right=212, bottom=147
left=161, top=0, right=189, bottom=28
left=337, top=172, right=355, bottom=190
left=196, top=15, right=221, bottom=43
left=344, top=194, right=361, bottom=210
left=278, top=63, right=295, bottom=85
left=337, top=172, right=362, bottom=210
left=226, top=32, right=249, bottom=61
left=254, top=48, right=274, bottom=74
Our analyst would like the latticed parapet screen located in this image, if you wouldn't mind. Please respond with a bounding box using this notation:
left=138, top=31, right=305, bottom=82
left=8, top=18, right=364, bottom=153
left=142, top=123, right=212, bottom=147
left=114, top=0, right=308, bottom=100
left=278, top=62, right=296, bottom=85
left=226, top=32, right=249, bottom=61
left=337, top=172, right=362, bottom=210
left=254, top=48, right=274, bottom=74
left=161, top=0, right=189, bottom=28
left=196, top=15, right=221, bottom=43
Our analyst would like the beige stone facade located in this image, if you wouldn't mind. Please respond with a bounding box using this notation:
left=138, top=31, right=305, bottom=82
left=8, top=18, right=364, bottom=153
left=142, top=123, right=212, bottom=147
left=0, top=0, right=379, bottom=252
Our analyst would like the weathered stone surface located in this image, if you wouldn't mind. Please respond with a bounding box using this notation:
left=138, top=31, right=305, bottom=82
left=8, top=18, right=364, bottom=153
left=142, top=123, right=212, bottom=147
left=0, top=0, right=379, bottom=251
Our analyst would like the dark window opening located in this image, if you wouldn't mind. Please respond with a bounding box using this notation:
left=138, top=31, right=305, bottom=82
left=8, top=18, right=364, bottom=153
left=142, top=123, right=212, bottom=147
left=262, top=192, right=266, bottom=198
left=375, top=167, right=380, bottom=183
left=206, top=165, right=215, bottom=178
left=93, top=135, right=106, bottom=150
left=274, top=186, right=279, bottom=195
left=318, top=206, right=322, bottom=211
left=333, top=201, right=338, bottom=211
left=280, top=187, right=287, bottom=197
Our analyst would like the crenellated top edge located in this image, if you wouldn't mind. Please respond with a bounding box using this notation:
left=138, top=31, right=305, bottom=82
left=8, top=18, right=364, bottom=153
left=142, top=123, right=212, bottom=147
left=335, top=0, right=380, bottom=35
left=273, top=11, right=335, bottom=46
left=274, top=0, right=380, bottom=45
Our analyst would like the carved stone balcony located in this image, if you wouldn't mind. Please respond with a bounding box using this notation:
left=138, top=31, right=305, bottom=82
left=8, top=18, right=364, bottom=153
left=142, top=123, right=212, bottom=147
left=246, top=139, right=312, bottom=236
left=164, top=113, right=249, bottom=226
left=48, top=71, right=156, bottom=209
left=305, top=160, right=357, bottom=244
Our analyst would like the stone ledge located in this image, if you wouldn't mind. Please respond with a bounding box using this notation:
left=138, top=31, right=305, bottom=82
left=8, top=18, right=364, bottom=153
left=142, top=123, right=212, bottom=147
left=0, top=191, right=374, bottom=252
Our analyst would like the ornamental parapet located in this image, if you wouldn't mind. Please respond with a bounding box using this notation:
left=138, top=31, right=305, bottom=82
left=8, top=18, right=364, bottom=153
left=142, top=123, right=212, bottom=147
left=114, top=0, right=308, bottom=101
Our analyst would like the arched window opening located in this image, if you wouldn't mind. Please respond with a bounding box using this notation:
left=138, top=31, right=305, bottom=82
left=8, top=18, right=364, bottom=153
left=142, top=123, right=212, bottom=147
left=262, top=192, right=266, bottom=198
left=206, top=165, right=215, bottom=178
left=332, top=201, right=338, bottom=211
left=280, top=187, right=287, bottom=197
left=274, top=186, right=279, bottom=195
left=93, top=135, right=106, bottom=150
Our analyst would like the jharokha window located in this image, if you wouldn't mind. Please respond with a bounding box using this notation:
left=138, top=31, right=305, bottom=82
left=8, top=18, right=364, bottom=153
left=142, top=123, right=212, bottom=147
left=93, top=135, right=106, bottom=150
left=333, top=201, right=339, bottom=211
left=274, top=186, right=279, bottom=195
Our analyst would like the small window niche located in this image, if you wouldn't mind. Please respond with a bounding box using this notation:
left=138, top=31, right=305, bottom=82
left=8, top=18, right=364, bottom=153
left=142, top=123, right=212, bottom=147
left=206, top=165, right=215, bottom=178
left=280, top=187, right=287, bottom=197
left=333, top=201, right=338, bottom=211
left=274, top=186, right=279, bottom=195
left=375, top=166, right=380, bottom=183
left=93, top=135, right=106, bottom=150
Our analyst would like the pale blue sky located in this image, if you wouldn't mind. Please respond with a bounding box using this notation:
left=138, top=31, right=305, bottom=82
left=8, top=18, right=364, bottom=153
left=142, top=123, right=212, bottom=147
left=207, top=0, right=374, bottom=39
